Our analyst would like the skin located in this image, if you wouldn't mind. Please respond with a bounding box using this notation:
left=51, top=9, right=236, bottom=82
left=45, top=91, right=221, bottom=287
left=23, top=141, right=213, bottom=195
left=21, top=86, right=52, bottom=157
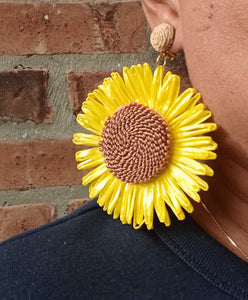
left=142, top=0, right=248, bottom=261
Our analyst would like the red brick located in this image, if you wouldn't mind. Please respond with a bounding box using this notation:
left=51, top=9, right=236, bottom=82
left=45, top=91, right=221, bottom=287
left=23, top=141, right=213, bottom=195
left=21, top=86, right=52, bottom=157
left=0, top=2, right=146, bottom=55
left=67, top=71, right=111, bottom=115
left=0, top=139, right=87, bottom=191
left=0, top=69, right=53, bottom=123
left=67, top=199, right=91, bottom=214
left=0, top=203, right=56, bottom=241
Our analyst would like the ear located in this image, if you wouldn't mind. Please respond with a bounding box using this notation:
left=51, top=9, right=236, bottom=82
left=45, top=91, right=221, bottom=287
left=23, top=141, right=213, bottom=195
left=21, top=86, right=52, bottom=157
left=141, top=0, right=183, bottom=53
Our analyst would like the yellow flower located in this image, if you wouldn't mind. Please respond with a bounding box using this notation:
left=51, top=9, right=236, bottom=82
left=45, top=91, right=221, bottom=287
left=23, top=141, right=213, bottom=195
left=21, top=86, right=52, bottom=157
left=73, top=63, right=217, bottom=229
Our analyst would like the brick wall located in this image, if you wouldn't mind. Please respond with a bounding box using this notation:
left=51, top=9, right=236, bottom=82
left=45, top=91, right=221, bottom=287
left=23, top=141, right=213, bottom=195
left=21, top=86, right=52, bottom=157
left=0, top=0, right=189, bottom=242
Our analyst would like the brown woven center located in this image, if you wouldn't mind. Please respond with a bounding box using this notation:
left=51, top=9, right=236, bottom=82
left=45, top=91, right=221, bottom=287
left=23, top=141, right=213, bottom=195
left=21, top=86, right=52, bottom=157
left=100, top=102, right=171, bottom=184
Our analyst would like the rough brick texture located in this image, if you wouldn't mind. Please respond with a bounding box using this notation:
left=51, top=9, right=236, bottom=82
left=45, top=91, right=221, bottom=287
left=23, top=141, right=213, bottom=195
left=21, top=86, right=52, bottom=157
left=0, top=203, right=56, bottom=241
left=0, top=139, right=86, bottom=191
left=0, top=2, right=145, bottom=55
left=67, top=199, right=91, bottom=214
left=67, top=70, right=111, bottom=115
left=0, top=69, right=53, bottom=123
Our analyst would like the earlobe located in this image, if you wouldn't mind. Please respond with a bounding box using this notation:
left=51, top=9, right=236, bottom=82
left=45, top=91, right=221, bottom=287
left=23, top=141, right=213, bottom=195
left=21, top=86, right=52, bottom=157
left=141, top=0, right=183, bottom=53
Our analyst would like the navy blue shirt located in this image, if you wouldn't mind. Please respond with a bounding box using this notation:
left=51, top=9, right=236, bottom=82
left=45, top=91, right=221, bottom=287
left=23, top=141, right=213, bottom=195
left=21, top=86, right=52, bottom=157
left=0, top=199, right=247, bottom=299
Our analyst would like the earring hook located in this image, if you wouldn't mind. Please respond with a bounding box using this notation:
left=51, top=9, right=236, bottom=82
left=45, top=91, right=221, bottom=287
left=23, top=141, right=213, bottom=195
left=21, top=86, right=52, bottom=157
left=156, top=52, right=175, bottom=67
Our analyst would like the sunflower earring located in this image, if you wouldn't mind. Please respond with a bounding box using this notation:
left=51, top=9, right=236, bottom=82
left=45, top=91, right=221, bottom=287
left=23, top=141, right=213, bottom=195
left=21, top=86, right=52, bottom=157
left=73, top=23, right=217, bottom=230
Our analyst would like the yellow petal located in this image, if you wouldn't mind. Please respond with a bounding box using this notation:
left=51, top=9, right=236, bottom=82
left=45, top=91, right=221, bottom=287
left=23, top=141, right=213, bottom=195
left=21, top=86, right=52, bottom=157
left=143, top=63, right=153, bottom=100
left=75, top=147, right=101, bottom=162
left=166, top=88, right=196, bottom=121
left=107, top=181, right=124, bottom=215
left=97, top=177, right=117, bottom=207
left=89, top=172, right=113, bottom=198
left=73, top=133, right=101, bottom=146
left=158, top=75, right=180, bottom=118
left=111, top=72, right=133, bottom=100
left=170, top=167, right=201, bottom=203
left=173, top=136, right=218, bottom=151
left=133, top=184, right=145, bottom=229
left=108, top=73, right=131, bottom=105
left=154, top=179, right=171, bottom=226
left=156, top=175, right=183, bottom=220
left=162, top=71, right=173, bottom=86
left=131, top=64, right=150, bottom=106
left=173, top=123, right=217, bottom=138
left=93, top=88, right=117, bottom=114
left=120, top=183, right=134, bottom=224
left=126, top=184, right=136, bottom=224
left=83, top=163, right=109, bottom=185
left=101, top=77, right=126, bottom=108
left=173, top=147, right=217, bottom=160
left=150, top=65, right=164, bottom=109
left=163, top=176, right=186, bottom=220
left=83, top=97, right=109, bottom=119
left=77, top=156, right=104, bottom=170
left=167, top=177, right=194, bottom=214
left=113, top=193, right=123, bottom=220
left=76, top=149, right=103, bottom=171
left=185, top=110, right=212, bottom=127
left=172, top=156, right=214, bottom=176
left=76, top=113, right=102, bottom=135
left=155, top=71, right=172, bottom=110
left=182, top=169, right=209, bottom=191
left=81, top=106, right=106, bottom=127
left=170, top=103, right=205, bottom=129
left=143, top=184, right=154, bottom=230
left=170, top=164, right=200, bottom=191
left=186, top=92, right=201, bottom=110
left=123, top=66, right=140, bottom=101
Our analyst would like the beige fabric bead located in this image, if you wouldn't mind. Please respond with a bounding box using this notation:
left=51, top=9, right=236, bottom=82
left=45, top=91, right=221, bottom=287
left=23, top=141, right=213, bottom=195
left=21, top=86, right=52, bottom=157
left=150, top=23, right=175, bottom=53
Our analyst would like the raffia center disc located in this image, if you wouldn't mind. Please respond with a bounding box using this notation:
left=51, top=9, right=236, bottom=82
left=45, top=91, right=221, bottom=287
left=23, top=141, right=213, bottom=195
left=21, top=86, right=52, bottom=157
left=100, top=102, right=171, bottom=184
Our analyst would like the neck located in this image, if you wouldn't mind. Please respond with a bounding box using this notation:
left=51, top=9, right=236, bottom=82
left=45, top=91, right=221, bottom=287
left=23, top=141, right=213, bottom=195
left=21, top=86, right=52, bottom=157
left=192, top=135, right=248, bottom=262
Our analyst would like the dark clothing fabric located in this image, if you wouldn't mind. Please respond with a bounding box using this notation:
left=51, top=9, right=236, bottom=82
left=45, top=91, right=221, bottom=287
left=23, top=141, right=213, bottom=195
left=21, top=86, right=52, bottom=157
left=0, top=199, right=247, bottom=300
